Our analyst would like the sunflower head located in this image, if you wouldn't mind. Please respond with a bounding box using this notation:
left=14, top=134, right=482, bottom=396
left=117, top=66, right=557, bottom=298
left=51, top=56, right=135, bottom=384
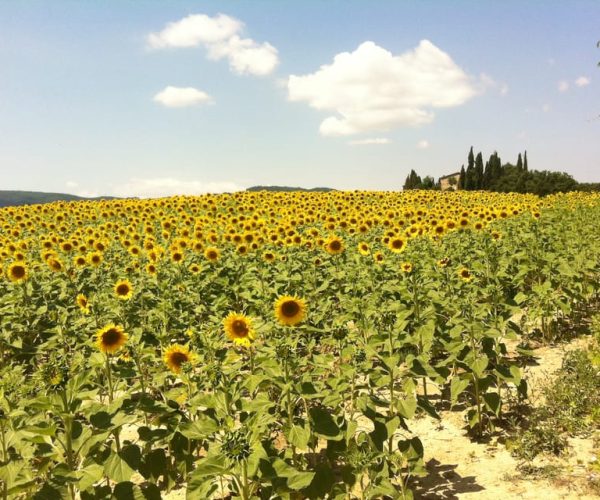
left=96, top=324, right=128, bottom=354
left=437, top=257, right=451, bottom=268
left=458, top=267, right=473, bottom=282
left=163, top=344, right=196, bottom=374
left=274, top=296, right=306, bottom=327
left=401, top=262, right=413, bottom=273
left=7, top=262, right=28, bottom=283
left=357, top=242, right=370, bottom=256
left=388, top=237, right=406, bottom=253
left=76, top=294, right=90, bottom=314
left=324, top=236, right=344, bottom=255
left=262, top=251, right=276, bottom=263
left=224, top=313, right=256, bottom=347
left=114, top=279, right=133, bottom=300
left=204, top=247, right=220, bottom=262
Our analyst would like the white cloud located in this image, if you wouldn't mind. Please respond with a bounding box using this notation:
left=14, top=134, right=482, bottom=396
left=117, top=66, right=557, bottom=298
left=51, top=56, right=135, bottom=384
left=558, top=80, right=569, bottom=92
left=65, top=181, right=78, bottom=188
left=575, top=76, right=591, bottom=87
left=147, top=13, right=241, bottom=48
left=287, top=40, right=480, bottom=136
left=207, top=35, right=278, bottom=76
left=416, top=139, right=430, bottom=149
left=76, top=190, right=100, bottom=198
left=147, top=13, right=278, bottom=76
left=153, top=86, right=213, bottom=108
left=112, top=178, right=243, bottom=198
left=348, top=138, right=390, bottom=145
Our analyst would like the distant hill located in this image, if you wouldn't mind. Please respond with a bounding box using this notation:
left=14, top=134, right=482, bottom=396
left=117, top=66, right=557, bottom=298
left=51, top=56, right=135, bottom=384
left=246, top=185, right=335, bottom=192
left=0, top=190, right=117, bottom=208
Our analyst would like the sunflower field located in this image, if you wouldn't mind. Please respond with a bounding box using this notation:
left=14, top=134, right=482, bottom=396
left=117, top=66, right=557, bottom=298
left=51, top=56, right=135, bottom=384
left=0, top=190, right=599, bottom=499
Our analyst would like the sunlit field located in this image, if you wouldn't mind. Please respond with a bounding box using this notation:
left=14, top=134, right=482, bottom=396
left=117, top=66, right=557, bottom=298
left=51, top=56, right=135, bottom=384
left=1, top=190, right=599, bottom=499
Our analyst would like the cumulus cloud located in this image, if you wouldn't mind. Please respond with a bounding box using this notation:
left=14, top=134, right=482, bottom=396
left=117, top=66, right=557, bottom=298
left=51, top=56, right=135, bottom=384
left=287, top=40, right=480, bottom=136
left=416, top=139, right=430, bottom=149
left=153, top=86, right=213, bottom=108
left=558, top=80, right=569, bottom=92
left=112, top=178, right=243, bottom=198
left=348, top=138, right=390, bottom=145
left=575, top=76, right=591, bottom=87
left=147, top=13, right=278, bottom=76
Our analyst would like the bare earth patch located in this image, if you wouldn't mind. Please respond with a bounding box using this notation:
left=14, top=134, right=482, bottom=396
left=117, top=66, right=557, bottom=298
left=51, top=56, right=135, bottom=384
left=411, top=336, right=597, bottom=499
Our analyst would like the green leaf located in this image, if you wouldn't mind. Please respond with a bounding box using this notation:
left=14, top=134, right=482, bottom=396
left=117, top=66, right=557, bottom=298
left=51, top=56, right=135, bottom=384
left=77, top=463, right=104, bottom=492
left=104, top=451, right=135, bottom=483
left=513, top=292, right=528, bottom=305
left=271, top=459, right=315, bottom=490
left=470, top=355, right=488, bottom=378
left=396, top=397, right=417, bottom=419
left=483, top=392, right=501, bottom=416
left=450, top=376, right=470, bottom=404
left=179, top=416, right=219, bottom=440
left=286, top=424, right=310, bottom=450
left=309, top=407, right=342, bottom=441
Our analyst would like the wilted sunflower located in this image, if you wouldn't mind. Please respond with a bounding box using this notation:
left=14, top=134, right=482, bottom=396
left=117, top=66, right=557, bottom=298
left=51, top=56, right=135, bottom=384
left=437, top=257, right=451, bottom=268
left=114, top=279, right=133, bottom=300
left=458, top=267, right=473, bottom=282
left=76, top=294, right=90, bottom=314
left=96, top=324, right=128, bottom=354
left=47, top=258, right=64, bottom=272
left=401, top=262, right=413, bottom=273
left=7, top=262, right=27, bottom=283
left=223, top=312, right=255, bottom=347
left=163, top=344, right=196, bottom=374
left=274, top=296, right=306, bottom=327
left=204, top=247, right=220, bottom=262
left=324, top=236, right=344, bottom=255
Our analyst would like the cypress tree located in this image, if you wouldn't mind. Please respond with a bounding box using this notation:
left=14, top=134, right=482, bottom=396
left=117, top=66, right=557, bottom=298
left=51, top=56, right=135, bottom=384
left=458, top=165, right=466, bottom=189
left=474, top=152, right=484, bottom=189
left=517, top=153, right=523, bottom=170
left=523, top=151, right=528, bottom=171
left=468, top=146, right=475, bottom=171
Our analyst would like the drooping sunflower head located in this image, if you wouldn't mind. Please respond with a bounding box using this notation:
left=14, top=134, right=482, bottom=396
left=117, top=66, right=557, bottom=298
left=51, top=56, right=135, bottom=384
left=95, top=324, right=128, bottom=354
left=324, top=236, right=344, bottom=256
left=114, top=279, right=133, bottom=300
left=76, top=294, right=90, bottom=314
left=223, top=312, right=256, bottom=347
left=458, top=267, right=473, bottom=282
left=7, top=262, right=28, bottom=283
left=163, top=344, right=196, bottom=374
left=47, top=258, right=64, bottom=273
left=437, top=257, right=451, bottom=268
left=274, top=296, right=306, bottom=327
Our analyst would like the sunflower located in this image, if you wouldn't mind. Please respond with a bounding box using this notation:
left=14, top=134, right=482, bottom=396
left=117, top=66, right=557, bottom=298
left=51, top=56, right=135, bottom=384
left=146, top=263, right=157, bottom=275
left=204, top=247, right=220, bottom=262
left=458, top=267, right=473, bottom=282
left=76, top=294, right=90, bottom=314
left=437, top=257, right=451, bottom=268
left=7, top=262, right=27, bottom=283
left=324, top=236, right=344, bottom=255
left=88, top=251, right=103, bottom=266
left=387, top=237, right=406, bottom=253
left=491, top=231, right=501, bottom=240
left=47, top=258, right=64, bottom=272
left=401, top=262, right=413, bottom=273
left=189, top=263, right=201, bottom=274
left=357, top=242, right=370, bottom=256
left=274, top=296, right=306, bottom=327
left=73, top=255, right=87, bottom=268
left=262, top=251, right=276, bottom=263
left=163, top=344, right=197, bottom=374
left=114, top=279, right=133, bottom=300
left=223, top=312, right=256, bottom=347
left=373, top=251, right=384, bottom=264
left=95, top=324, right=128, bottom=354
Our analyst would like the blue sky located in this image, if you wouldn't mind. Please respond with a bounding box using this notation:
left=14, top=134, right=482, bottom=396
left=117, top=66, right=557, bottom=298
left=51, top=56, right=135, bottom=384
left=0, top=1, right=598, bottom=197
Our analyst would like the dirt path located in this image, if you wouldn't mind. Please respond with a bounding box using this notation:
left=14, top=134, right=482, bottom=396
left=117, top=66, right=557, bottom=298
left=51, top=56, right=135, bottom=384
left=411, top=336, right=596, bottom=499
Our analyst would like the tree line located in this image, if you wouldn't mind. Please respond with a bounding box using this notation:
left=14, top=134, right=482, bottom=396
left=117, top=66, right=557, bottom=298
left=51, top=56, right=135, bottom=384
left=403, top=147, right=598, bottom=195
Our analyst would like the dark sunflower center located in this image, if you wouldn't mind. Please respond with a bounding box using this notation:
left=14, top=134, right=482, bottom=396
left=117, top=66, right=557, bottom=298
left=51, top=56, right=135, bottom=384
left=208, top=251, right=217, bottom=259
left=462, top=270, right=470, bottom=278
left=392, top=240, right=403, bottom=249
left=173, top=253, right=182, bottom=261
left=170, top=351, right=189, bottom=366
left=329, top=240, right=341, bottom=251
left=281, top=300, right=300, bottom=317
left=79, top=298, right=87, bottom=307
left=116, top=284, right=130, bottom=295
left=232, top=320, right=249, bottom=337
left=102, top=328, right=121, bottom=346
left=11, top=266, right=25, bottom=278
